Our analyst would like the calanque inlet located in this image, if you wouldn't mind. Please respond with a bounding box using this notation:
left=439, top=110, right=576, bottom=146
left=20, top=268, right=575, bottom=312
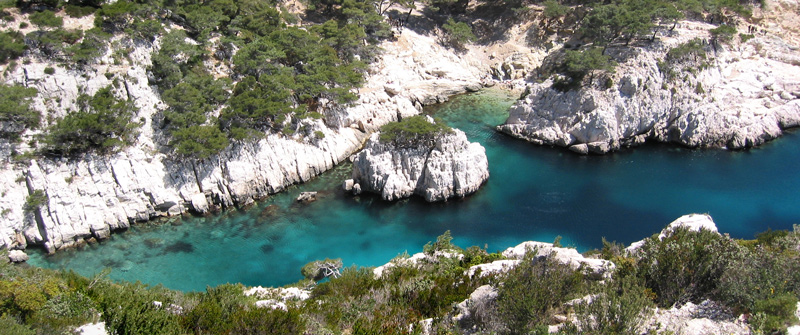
left=1, top=0, right=800, bottom=334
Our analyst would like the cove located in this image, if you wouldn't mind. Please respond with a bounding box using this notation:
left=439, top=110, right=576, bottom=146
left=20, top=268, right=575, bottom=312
left=29, top=89, right=800, bottom=292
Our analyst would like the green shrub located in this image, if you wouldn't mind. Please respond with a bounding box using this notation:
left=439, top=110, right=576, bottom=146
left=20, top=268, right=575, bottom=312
left=423, top=230, right=458, bottom=255
left=44, top=86, right=140, bottom=156
left=28, top=291, right=98, bottom=332
left=0, top=83, right=40, bottom=138
left=29, top=10, right=63, bottom=28
left=710, top=24, right=737, bottom=44
left=441, top=18, right=475, bottom=50
left=68, top=28, right=111, bottom=65
left=23, top=189, right=47, bottom=213
left=751, top=293, right=799, bottom=334
left=568, top=276, right=654, bottom=335
left=554, top=48, right=615, bottom=91
left=43, top=66, right=54, bottom=75
left=0, top=315, right=35, bottom=335
left=378, top=115, right=453, bottom=147
left=636, top=227, right=742, bottom=307
left=301, top=258, right=343, bottom=281
left=92, top=282, right=184, bottom=335
left=0, top=30, right=26, bottom=63
left=231, top=307, right=305, bottom=335
left=65, top=5, right=96, bottom=18
left=182, top=284, right=250, bottom=334
left=496, top=255, right=586, bottom=334
left=26, top=29, right=84, bottom=58
left=695, top=82, right=705, bottom=94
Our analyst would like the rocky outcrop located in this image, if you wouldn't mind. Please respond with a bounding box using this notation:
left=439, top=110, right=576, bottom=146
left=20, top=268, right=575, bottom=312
left=498, top=21, right=800, bottom=154
left=8, top=249, right=29, bottom=263
left=348, top=125, right=489, bottom=202
left=642, top=300, right=751, bottom=335
left=0, top=19, right=487, bottom=252
left=626, top=213, right=719, bottom=253
left=502, top=241, right=615, bottom=279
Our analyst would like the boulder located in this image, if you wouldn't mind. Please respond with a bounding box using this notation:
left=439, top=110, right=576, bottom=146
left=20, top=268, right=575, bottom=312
left=296, top=192, right=318, bottom=203
left=502, top=241, right=615, bottom=279
left=8, top=249, right=29, bottom=263
left=350, top=127, right=489, bottom=202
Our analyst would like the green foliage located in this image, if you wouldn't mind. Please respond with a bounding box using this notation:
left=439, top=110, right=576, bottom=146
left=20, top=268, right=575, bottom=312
left=25, top=29, right=83, bottom=58
left=667, top=38, right=707, bottom=62
left=751, top=293, right=799, bottom=334
left=93, top=282, right=184, bottom=335
left=231, top=307, right=305, bottom=334
left=44, top=86, right=140, bottom=156
left=0, top=83, right=40, bottom=139
left=441, top=17, right=475, bottom=51
left=581, top=2, right=652, bottom=47
left=0, top=315, right=35, bottom=335
left=23, top=189, right=47, bottom=213
left=67, top=28, right=111, bottom=65
left=0, top=30, right=26, bottom=63
left=542, top=0, right=569, bottom=21
left=695, top=82, right=705, bottom=94
left=568, top=276, right=654, bottom=335
left=554, top=47, right=616, bottom=91
left=660, top=38, right=708, bottom=81
left=64, top=5, right=96, bottom=18
left=636, top=227, right=740, bottom=307
left=710, top=24, right=737, bottom=44
left=496, top=255, right=586, bottom=334
left=150, top=30, right=205, bottom=90
left=172, top=125, right=229, bottom=159
left=28, top=291, right=98, bottom=332
left=183, top=283, right=250, bottom=334
left=301, top=258, right=343, bottom=281
left=423, top=230, right=457, bottom=255
left=29, top=10, right=62, bottom=28
left=379, top=115, right=453, bottom=147
left=43, top=66, right=54, bottom=74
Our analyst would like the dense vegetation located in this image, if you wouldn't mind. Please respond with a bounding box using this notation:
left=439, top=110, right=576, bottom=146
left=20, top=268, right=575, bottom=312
left=1, top=226, right=797, bottom=334
left=43, top=86, right=140, bottom=156
left=0, top=84, right=39, bottom=140
left=527, top=0, right=753, bottom=90
left=0, top=0, right=394, bottom=159
left=379, top=115, right=453, bottom=147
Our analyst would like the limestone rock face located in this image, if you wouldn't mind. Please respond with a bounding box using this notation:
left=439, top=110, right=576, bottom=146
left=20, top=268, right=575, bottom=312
left=350, top=129, right=489, bottom=202
left=0, top=26, right=486, bottom=252
left=502, top=241, right=615, bottom=279
left=498, top=22, right=800, bottom=153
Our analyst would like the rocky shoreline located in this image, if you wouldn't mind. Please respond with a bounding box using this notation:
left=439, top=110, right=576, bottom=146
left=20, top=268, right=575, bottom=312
left=345, top=120, right=489, bottom=202
left=498, top=21, right=800, bottom=154
left=0, top=24, right=488, bottom=253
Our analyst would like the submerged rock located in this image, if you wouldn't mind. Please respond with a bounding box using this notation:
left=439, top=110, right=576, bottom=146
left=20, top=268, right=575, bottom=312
left=296, top=192, right=318, bottom=203
left=349, top=127, right=489, bottom=202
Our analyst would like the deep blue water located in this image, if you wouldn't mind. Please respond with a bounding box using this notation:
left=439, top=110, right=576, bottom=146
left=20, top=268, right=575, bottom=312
left=29, top=89, right=800, bottom=291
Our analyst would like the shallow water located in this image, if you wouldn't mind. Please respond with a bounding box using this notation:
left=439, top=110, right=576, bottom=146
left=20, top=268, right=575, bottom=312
left=29, top=89, right=800, bottom=291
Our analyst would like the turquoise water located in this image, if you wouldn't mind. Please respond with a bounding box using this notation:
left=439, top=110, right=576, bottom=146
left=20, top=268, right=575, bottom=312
left=29, top=89, right=800, bottom=291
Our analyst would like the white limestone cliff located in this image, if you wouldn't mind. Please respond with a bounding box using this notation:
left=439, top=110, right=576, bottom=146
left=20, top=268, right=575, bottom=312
left=0, top=15, right=486, bottom=252
left=498, top=20, right=800, bottom=154
left=349, top=125, right=489, bottom=202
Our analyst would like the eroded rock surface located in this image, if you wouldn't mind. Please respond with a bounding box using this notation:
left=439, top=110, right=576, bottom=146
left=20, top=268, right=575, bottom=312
left=499, top=22, right=800, bottom=154
left=349, top=126, right=489, bottom=202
